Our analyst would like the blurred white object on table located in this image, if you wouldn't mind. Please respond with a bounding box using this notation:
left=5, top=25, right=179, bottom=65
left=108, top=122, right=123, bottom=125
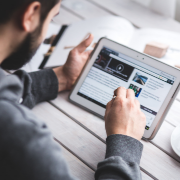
left=171, top=125, right=180, bottom=157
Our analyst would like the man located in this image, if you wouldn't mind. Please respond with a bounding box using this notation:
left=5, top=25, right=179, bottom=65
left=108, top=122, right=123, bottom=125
left=0, top=0, right=146, bottom=179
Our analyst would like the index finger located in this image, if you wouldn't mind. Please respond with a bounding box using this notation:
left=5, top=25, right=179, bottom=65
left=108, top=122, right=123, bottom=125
left=114, top=87, right=127, bottom=98
left=75, top=34, right=94, bottom=53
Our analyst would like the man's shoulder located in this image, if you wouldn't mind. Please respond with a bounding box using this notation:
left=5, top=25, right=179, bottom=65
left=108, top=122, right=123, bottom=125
left=0, top=72, right=23, bottom=103
left=0, top=99, right=23, bottom=119
left=0, top=98, right=52, bottom=148
left=0, top=100, right=28, bottom=143
left=0, top=99, right=28, bottom=130
left=0, top=99, right=44, bottom=131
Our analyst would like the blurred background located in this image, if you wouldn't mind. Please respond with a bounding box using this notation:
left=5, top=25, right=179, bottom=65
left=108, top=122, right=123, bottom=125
left=24, top=0, right=180, bottom=72
left=134, top=0, right=179, bottom=21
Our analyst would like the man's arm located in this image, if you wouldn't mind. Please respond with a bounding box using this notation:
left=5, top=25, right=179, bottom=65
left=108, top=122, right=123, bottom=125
left=14, top=69, right=59, bottom=109
left=95, top=87, right=146, bottom=180
left=95, top=135, right=143, bottom=180
left=14, top=34, right=94, bottom=109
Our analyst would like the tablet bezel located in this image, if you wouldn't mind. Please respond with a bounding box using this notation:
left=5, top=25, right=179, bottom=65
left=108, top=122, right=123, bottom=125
left=69, top=38, right=180, bottom=139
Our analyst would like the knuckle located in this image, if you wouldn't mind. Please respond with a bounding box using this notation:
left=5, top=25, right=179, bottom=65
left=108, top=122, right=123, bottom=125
left=114, top=97, right=125, bottom=106
left=119, top=97, right=125, bottom=104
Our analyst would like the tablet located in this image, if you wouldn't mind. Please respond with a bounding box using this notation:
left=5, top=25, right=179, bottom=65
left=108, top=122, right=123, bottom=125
left=69, top=38, right=180, bottom=140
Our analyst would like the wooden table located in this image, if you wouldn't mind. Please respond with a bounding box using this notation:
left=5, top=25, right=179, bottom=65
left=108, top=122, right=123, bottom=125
left=32, top=1, right=180, bottom=179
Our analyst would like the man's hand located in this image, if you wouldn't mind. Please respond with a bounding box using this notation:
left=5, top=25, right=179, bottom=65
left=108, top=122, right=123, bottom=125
left=53, top=34, right=94, bottom=92
left=105, top=87, right=146, bottom=141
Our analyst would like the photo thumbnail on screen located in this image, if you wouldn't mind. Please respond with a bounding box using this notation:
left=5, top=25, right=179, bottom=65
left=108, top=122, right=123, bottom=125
left=94, top=47, right=134, bottom=82
left=133, top=72, right=148, bottom=86
left=129, top=84, right=142, bottom=98
left=95, top=47, right=118, bottom=69
left=107, top=59, right=134, bottom=81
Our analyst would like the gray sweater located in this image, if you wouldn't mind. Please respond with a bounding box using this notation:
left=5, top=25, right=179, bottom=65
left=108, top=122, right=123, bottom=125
left=0, top=67, right=143, bottom=180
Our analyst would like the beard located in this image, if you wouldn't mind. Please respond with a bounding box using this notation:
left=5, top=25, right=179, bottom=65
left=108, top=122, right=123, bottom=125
left=1, top=24, right=42, bottom=70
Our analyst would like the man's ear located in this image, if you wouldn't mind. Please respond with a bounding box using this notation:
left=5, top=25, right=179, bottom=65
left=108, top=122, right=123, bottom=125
left=22, top=2, right=41, bottom=32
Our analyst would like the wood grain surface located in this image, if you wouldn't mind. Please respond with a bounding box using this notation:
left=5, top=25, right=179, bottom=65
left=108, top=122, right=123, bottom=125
left=50, top=91, right=180, bottom=180
left=32, top=102, right=151, bottom=179
left=61, top=145, right=95, bottom=180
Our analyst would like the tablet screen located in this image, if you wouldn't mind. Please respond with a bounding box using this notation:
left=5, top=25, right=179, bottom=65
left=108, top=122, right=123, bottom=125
left=77, top=47, right=176, bottom=130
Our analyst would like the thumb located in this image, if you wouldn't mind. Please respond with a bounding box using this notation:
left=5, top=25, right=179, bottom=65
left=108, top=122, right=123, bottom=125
left=75, top=33, right=94, bottom=53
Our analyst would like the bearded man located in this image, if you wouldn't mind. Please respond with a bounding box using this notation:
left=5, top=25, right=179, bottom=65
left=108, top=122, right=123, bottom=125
left=0, top=0, right=146, bottom=179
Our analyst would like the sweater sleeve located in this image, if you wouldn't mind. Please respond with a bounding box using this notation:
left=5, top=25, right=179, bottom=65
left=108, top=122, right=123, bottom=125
left=95, top=134, right=143, bottom=180
left=14, top=69, right=58, bottom=109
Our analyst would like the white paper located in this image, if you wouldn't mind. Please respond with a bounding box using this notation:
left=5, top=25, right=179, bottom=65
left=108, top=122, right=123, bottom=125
left=45, top=16, right=135, bottom=68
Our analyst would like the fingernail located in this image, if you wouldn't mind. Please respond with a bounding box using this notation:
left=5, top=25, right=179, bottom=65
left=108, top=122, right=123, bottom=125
left=85, top=33, right=91, bottom=40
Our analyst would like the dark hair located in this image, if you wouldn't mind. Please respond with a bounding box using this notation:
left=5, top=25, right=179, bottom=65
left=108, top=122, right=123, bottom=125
left=0, top=0, right=60, bottom=24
